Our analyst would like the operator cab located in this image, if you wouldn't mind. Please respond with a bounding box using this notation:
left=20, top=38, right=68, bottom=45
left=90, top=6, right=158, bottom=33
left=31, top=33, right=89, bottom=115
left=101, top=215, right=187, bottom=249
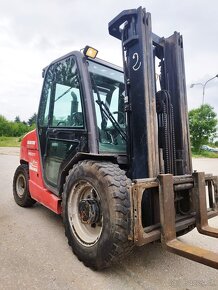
left=37, top=46, right=127, bottom=193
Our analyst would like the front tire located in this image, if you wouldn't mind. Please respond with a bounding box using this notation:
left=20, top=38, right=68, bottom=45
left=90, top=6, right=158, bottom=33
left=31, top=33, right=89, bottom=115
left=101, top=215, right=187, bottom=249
left=13, top=164, right=36, bottom=207
left=63, top=160, right=133, bottom=270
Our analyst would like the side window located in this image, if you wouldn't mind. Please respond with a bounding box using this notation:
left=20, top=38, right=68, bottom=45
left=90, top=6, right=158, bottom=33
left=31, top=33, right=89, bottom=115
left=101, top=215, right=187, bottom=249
left=52, top=85, right=83, bottom=127
left=38, top=57, right=84, bottom=128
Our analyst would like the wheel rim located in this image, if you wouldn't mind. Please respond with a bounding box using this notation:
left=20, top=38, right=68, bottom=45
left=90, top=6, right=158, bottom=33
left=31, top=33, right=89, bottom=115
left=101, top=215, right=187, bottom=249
left=67, top=180, right=103, bottom=246
left=16, top=173, right=26, bottom=198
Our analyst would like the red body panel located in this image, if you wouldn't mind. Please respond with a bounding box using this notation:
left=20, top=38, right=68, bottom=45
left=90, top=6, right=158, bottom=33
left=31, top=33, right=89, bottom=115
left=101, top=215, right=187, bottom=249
left=20, top=130, right=62, bottom=214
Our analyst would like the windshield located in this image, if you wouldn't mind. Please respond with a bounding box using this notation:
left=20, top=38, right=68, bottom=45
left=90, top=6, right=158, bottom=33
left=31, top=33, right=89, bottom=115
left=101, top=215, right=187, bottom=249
left=88, top=60, right=126, bottom=153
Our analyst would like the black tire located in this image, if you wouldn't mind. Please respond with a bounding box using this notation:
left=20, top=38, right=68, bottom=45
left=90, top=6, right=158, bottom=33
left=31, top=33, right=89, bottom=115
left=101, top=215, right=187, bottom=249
left=62, top=160, right=133, bottom=270
left=13, top=164, right=36, bottom=207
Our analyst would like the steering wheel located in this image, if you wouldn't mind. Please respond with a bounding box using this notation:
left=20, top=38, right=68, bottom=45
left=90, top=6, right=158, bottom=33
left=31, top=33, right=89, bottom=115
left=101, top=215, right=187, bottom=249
left=71, top=112, right=83, bottom=126
left=56, top=121, right=66, bottom=127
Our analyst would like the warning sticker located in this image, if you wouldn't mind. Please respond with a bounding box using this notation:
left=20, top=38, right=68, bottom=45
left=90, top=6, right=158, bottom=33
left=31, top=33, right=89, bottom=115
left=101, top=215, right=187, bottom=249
left=29, top=160, right=38, bottom=172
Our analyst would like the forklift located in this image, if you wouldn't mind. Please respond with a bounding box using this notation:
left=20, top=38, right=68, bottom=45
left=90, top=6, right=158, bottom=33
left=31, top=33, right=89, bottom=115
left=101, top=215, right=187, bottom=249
left=13, top=7, right=218, bottom=270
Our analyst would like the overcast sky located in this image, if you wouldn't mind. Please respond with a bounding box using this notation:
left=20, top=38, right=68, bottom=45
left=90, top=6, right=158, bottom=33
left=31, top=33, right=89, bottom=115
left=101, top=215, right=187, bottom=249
left=0, top=0, right=218, bottom=121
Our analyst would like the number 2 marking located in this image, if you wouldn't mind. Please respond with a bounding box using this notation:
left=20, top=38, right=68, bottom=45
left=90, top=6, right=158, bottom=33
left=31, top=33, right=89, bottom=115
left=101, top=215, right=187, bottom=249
left=132, top=53, right=141, bottom=71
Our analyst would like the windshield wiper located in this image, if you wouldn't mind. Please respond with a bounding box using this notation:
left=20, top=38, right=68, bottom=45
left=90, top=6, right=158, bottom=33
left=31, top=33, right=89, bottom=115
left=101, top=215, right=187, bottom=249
left=96, top=100, right=127, bottom=142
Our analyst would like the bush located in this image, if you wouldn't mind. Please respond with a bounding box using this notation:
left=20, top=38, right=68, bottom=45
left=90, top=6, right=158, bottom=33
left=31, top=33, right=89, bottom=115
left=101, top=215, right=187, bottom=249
left=0, top=114, right=36, bottom=137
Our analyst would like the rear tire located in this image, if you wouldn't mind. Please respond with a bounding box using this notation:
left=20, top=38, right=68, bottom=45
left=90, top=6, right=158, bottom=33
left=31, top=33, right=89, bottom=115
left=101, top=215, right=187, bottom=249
left=62, top=160, right=133, bottom=270
left=13, top=164, right=36, bottom=207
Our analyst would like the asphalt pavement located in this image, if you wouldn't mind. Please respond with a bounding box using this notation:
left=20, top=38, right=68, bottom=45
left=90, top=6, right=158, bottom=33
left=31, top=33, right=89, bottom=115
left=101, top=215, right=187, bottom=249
left=0, top=148, right=217, bottom=290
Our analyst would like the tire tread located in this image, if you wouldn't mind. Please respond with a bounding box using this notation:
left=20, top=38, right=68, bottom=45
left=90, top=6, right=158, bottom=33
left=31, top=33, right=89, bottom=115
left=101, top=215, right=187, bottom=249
left=62, top=160, right=133, bottom=270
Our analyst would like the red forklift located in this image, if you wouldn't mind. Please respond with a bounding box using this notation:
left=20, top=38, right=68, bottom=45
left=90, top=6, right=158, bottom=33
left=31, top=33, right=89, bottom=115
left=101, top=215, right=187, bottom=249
left=13, top=7, right=218, bottom=270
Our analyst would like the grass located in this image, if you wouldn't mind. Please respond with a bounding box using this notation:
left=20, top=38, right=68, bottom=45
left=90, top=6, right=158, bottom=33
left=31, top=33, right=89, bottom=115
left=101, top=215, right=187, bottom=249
left=0, top=136, right=21, bottom=147
left=192, top=150, right=218, bottom=158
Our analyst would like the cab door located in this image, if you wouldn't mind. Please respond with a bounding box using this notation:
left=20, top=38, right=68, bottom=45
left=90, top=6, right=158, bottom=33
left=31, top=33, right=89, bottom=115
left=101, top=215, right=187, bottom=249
left=37, top=55, right=88, bottom=192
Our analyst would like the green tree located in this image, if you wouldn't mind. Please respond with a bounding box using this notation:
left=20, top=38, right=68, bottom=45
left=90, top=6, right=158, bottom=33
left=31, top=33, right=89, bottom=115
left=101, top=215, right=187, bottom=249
left=189, top=104, right=217, bottom=151
left=0, top=115, right=10, bottom=136
left=14, top=116, right=21, bottom=123
left=28, top=113, right=37, bottom=126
